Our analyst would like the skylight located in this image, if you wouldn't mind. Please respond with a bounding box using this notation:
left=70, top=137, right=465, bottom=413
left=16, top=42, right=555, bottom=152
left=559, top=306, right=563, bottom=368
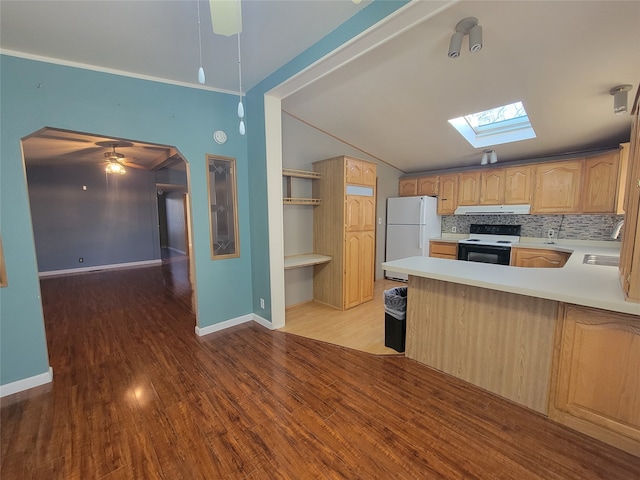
left=448, top=101, right=536, bottom=148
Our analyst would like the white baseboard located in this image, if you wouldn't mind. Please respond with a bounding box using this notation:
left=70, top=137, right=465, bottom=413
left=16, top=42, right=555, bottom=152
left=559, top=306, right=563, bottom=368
left=0, top=366, right=53, bottom=398
left=195, top=313, right=274, bottom=336
left=39, top=259, right=162, bottom=277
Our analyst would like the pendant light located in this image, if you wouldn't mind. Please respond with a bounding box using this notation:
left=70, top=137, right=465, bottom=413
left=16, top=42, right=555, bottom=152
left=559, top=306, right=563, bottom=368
left=197, top=0, right=205, bottom=84
left=236, top=0, right=245, bottom=135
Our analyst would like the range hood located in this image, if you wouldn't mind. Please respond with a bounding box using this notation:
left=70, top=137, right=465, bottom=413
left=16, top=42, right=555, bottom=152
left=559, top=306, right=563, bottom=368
left=454, top=204, right=531, bottom=215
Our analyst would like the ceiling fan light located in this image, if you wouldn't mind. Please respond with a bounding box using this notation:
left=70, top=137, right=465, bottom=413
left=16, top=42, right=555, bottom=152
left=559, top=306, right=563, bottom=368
left=238, top=100, right=244, bottom=118
left=106, top=162, right=126, bottom=175
left=239, top=120, right=246, bottom=135
left=198, top=66, right=206, bottom=84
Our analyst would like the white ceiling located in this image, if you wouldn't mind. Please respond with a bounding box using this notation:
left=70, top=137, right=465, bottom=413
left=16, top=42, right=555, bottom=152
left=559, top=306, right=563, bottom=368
left=2, top=1, right=640, bottom=174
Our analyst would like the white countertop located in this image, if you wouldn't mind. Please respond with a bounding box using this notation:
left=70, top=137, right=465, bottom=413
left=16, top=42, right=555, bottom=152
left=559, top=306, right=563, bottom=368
left=383, top=241, right=640, bottom=316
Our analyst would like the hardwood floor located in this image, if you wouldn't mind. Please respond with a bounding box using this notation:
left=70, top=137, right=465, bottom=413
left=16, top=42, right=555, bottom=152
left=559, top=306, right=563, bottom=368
left=282, top=279, right=405, bottom=355
left=2, top=257, right=639, bottom=479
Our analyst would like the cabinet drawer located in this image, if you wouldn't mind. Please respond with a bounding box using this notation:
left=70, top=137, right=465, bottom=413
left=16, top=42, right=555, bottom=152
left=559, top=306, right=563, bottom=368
left=430, top=241, right=458, bottom=259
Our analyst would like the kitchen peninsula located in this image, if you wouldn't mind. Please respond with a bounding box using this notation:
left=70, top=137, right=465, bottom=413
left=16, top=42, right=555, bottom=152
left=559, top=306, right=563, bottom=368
left=382, top=243, right=640, bottom=456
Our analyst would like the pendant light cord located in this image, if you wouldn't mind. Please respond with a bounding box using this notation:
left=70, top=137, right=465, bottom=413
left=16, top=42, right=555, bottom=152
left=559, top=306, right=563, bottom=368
left=236, top=0, right=243, bottom=99
left=197, top=1, right=203, bottom=69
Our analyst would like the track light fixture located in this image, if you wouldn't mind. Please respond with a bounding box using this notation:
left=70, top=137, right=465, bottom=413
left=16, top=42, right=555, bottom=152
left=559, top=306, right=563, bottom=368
left=481, top=149, right=497, bottom=165
left=448, top=17, right=482, bottom=58
left=609, top=84, right=632, bottom=115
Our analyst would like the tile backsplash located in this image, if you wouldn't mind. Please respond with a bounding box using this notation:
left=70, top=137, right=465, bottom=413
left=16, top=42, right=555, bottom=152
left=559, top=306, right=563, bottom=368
left=441, top=214, right=625, bottom=242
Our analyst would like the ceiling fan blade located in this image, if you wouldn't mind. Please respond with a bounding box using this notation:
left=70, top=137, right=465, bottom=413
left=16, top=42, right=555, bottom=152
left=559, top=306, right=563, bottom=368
left=121, top=158, right=147, bottom=169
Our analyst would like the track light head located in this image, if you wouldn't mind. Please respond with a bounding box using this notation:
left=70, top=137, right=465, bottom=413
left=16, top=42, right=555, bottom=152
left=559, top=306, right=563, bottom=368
left=448, top=32, right=463, bottom=58
left=609, top=84, right=632, bottom=115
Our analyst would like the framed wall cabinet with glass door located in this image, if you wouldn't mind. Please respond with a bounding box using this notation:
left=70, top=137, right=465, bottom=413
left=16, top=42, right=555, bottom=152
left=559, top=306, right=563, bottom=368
left=207, top=155, right=240, bottom=259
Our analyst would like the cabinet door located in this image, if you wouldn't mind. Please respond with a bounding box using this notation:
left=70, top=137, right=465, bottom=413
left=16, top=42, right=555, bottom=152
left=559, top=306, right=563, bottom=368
left=429, top=241, right=458, bottom=259
left=346, top=158, right=376, bottom=186
left=511, top=248, right=569, bottom=268
left=344, top=232, right=362, bottom=309
left=480, top=170, right=505, bottom=205
left=438, top=174, right=458, bottom=215
left=360, top=231, right=375, bottom=303
left=457, top=172, right=480, bottom=206
left=551, top=305, right=640, bottom=453
left=361, top=196, right=376, bottom=231
left=345, top=195, right=363, bottom=232
left=582, top=152, right=619, bottom=213
left=417, top=176, right=439, bottom=196
left=532, top=160, right=583, bottom=213
left=399, top=178, right=417, bottom=197
left=346, top=195, right=375, bottom=231
left=504, top=165, right=532, bottom=204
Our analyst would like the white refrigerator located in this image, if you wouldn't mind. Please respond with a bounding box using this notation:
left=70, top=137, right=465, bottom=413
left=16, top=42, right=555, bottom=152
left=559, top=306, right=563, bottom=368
left=385, top=196, right=441, bottom=281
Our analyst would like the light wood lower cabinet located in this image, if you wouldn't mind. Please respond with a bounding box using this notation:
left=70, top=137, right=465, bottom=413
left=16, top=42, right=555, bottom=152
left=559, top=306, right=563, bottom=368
left=344, top=231, right=375, bottom=309
left=549, top=304, right=640, bottom=456
left=511, top=247, right=570, bottom=268
left=429, top=241, right=458, bottom=259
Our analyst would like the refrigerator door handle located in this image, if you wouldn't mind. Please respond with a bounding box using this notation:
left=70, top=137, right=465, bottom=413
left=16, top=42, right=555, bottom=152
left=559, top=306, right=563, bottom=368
left=418, top=197, right=425, bottom=249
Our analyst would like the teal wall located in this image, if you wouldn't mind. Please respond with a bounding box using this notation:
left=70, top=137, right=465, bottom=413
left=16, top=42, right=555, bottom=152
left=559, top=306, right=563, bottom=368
left=0, top=55, right=253, bottom=386
left=0, top=0, right=407, bottom=388
left=246, top=0, right=408, bottom=321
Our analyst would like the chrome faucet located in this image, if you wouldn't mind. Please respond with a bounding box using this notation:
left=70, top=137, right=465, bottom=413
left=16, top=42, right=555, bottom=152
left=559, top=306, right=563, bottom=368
left=611, top=220, right=624, bottom=239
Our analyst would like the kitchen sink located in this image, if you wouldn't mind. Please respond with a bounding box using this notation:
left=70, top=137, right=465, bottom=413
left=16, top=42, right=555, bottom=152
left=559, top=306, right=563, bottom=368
left=583, top=254, right=620, bottom=267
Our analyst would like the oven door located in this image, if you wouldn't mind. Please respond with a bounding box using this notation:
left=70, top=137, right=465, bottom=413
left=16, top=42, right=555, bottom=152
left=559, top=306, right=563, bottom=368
left=457, top=243, right=511, bottom=265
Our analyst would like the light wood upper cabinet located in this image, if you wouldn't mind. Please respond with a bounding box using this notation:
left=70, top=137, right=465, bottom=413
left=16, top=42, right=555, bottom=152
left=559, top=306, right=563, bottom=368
left=418, top=176, right=439, bottom=196
left=504, top=165, right=533, bottom=204
left=399, top=178, right=417, bottom=197
left=346, top=157, right=376, bottom=186
left=480, top=169, right=505, bottom=205
left=532, top=160, right=583, bottom=214
left=582, top=151, right=620, bottom=213
left=549, top=304, right=640, bottom=456
left=619, top=96, right=640, bottom=303
left=457, top=172, right=481, bottom=206
left=437, top=174, right=458, bottom=215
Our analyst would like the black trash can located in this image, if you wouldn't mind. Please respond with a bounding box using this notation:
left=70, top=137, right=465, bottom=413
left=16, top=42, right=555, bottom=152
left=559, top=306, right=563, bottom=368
left=384, top=286, right=407, bottom=352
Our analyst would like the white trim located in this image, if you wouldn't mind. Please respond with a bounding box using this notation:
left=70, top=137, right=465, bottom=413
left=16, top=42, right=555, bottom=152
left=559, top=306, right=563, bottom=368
left=0, top=367, right=53, bottom=398
left=0, top=49, right=241, bottom=96
left=264, top=95, right=286, bottom=330
left=195, top=314, right=275, bottom=337
left=38, top=259, right=162, bottom=277
left=195, top=314, right=254, bottom=336
left=252, top=314, right=274, bottom=330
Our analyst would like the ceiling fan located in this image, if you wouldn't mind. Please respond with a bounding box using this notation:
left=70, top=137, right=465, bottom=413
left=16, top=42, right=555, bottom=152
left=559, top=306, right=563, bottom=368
left=98, top=142, right=145, bottom=174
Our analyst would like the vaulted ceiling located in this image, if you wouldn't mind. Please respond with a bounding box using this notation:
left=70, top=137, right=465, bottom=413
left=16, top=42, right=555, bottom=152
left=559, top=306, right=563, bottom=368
left=2, top=1, right=639, bottom=174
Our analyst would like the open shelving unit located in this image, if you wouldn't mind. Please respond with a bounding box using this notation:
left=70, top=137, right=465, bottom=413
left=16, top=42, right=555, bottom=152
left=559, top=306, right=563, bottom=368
left=282, top=169, right=321, bottom=205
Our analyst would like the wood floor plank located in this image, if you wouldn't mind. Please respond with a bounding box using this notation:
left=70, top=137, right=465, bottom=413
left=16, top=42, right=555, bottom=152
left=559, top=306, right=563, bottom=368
left=1, top=253, right=639, bottom=479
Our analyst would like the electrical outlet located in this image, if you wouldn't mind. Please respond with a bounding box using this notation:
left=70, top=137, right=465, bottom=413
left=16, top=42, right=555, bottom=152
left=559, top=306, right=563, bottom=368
left=78, top=257, right=84, bottom=263
left=451, top=226, right=457, bottom=233
left=547, top=229, right=554, bottom=239
left=260, top=298, right=265, bottom=309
